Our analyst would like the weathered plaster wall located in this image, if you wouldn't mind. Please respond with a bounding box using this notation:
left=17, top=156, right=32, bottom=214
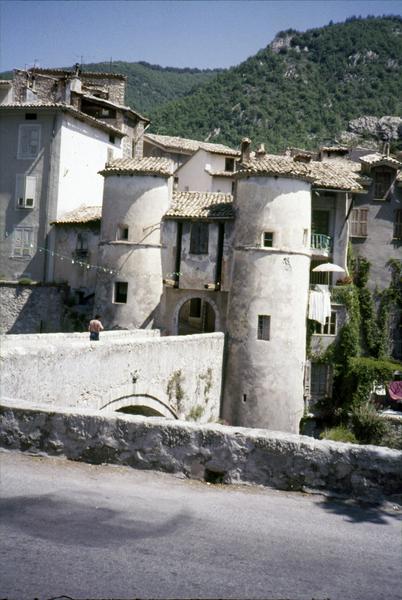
left=95, top=174, right=172, bottom=330
left=1, top=402, right=401, bottom=502
left=0, top=282, right=67, bottom=334
left=351, top=173, right=402, bottom=290
left=223, top=176, right=312, bottom=434
left=56, top=115, right=122, bottom=218
left=1, top=332, right=224, bottom=423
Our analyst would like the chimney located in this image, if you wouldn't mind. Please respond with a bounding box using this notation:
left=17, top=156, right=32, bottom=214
left=241, top=137, right=252, bottom=163
left=256, top=143, right=266, bottom=158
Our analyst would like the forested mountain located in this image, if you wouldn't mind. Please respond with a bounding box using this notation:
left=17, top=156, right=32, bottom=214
left=0, top=62, right=220, bottom=114
left=79, top=61, right=220, bottom=113
left=149, top=17, right=402, bottom=152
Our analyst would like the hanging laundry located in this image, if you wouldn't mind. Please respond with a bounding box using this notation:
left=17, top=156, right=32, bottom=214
left=308, top=289, right=332, bottom=325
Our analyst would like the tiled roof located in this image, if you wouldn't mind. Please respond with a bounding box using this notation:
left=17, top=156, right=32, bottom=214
left=0, top=80, right=12, bottom=85
left=205, top=167, right=236, bottom=177
left=236, top=154, right=316, bottom=182
left=320, top=146, right=349, bottom=152
left=99, top=157, right=175, bottom=177
left=236, top=154, right=367, bottom=191
left=0, top=103, right=125, bottom=137
left=52, top=206, right=102, bottom=224
left=359, top=153, right=402, bottom=168
left=165, top=191, right=234, bottom=220
left=145, top=133, right=240, bottom=156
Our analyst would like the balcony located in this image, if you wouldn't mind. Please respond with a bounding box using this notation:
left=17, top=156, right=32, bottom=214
left=311, top=234, right=332, bottom=257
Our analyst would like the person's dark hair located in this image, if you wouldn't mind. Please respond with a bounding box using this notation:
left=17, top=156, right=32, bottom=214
left=95, top=314, right=101, bottom=319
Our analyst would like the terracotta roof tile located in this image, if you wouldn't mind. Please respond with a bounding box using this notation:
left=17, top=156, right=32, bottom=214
left=236, top=154, right=366, bottom=191
left=359, top=153, right=402, bottom=168
left=0, top=103, right=125, bottom=136
left=145, top=133, right=240, bottom=156
left=100, top=157, right=174, bottom=177
left=52, top=206, right=102, bottom=224
left=165, top=191, right=234, bottom=220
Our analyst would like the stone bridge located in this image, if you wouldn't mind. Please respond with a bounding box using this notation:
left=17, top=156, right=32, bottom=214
left=0, top=330, right=224, bottom=423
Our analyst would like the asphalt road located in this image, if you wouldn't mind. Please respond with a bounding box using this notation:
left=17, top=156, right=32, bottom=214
left=0, top=450, right=401, bottom=600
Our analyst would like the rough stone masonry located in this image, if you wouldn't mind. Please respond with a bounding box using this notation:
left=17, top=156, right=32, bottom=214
left=1, top=402, right=401, bottom=503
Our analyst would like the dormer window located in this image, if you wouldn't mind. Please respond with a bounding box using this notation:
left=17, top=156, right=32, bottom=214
left=225, top=157, right=235, bottom=172
left=374, top=168, right=393, bottom=200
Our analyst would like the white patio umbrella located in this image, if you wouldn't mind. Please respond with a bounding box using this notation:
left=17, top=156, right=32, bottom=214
left=312, top=262, right=346, bottom=286
left=312, top=263, right=345, bottom=273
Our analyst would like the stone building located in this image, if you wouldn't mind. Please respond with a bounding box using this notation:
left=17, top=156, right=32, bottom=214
left=92, top=140, right=402, bottom=433
left=0, top=66, right=149, bottom=284
left=143, top=133, right=240, bottom=193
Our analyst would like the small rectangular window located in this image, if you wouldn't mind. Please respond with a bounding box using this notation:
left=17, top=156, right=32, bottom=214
left=25, top=113, right=37, bottom=120
left=311, top=363, right=331, bottom=397
left=263, top=232, right=274, bottom=247
left=114, top=281, right=128, bottom=304
left=15, top=174, right=36, bottom=209
left=189, top=298, right=202, bottom=318
left=225, top=157, right=235, bottom=172
left=109, top=134, right=115, bottom=144
left=190, top=222, right=209, bottom=254
left=257, top=315, right=271, bottom=340
left=313, top=311, right=337, bottom=335
left=350, top=209, right=368, bottom=237
left=13, top=227, right=34, bottom=257
left=18, top=124, right=41, bottom=159
left=394, top=210, right=402, bottom=240
left=374, top=168, right=393, bottom=200
left=117, top=226, right=129, bottom=241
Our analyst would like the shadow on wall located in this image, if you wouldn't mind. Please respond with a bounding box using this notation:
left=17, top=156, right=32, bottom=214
left=1, top=283, right=68, bottom=334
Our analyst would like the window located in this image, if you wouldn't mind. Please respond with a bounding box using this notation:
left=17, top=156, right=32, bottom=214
left=311, top=363, right=332, bottom=397
left=13, top=227, right=34, bottom=257
left=190, top=222, right=209, bottom=254
left=257, top=315, right=271, bottom=340
left=189, top=298, right=201, bottom=318
left=394, top=210, right=402, bottom=240
left=312, top=210, right=330, bottom=235
left=25, top=113, right=37, bottom=120
left=263, top=231, right=274, bottom=247
left=17, top=124, right=41, bottom=159
left=374, top=168, right=393, bottom=200
left=114, top=282, right=128, bottom=303
left=225, top=157, right=235, bottom=172
left=350, top=208, right=368, bottom=237
left=313, top=311, right=337, bottom=335
left=231, top=181, right=235, bottom=195
left=117, top=225, right=129, bottom=241
left=310, top=260, right=329, bottom=285
left=109, top=134, right=115, bottom=144
left=75, top=233, right=88, bottom=258
left=15, top=175, right=36, bottom=208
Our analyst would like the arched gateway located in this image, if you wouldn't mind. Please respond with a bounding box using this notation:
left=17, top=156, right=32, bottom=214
left=100, top=394, right=177, bottom=419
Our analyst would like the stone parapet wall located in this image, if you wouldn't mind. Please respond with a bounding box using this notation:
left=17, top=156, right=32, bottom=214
left=0, top=282, right=67, bottom=334
left=1, top=402, right=401, bottom=502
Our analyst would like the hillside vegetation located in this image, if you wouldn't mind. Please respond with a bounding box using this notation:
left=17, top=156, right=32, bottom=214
left=149, top=17, right=402, bottom=151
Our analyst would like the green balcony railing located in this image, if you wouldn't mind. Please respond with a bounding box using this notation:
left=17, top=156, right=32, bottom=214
left=311, top=233, right=332, bottom=253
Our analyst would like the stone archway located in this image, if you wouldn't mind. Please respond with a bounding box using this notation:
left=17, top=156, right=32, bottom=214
left=172, top=293, right=221, bottom=335
left=100, top=394, right=177, bottom=419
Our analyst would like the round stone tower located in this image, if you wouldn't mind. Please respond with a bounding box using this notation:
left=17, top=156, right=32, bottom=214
left=95, top=157, right=174, bottom=329
left=222, top=153, right=313, bottom=433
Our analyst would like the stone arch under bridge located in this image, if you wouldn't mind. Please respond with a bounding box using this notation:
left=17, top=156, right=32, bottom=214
left=100, top=394, right=178, bottom=419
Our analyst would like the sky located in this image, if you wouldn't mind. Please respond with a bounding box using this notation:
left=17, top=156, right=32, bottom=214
left=1, top=0, right=401, bottom=72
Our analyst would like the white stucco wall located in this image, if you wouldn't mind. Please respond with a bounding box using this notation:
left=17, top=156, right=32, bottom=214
left=177, top=149, right=231, bottom=192
left=56, top=115, right=123, bottom=217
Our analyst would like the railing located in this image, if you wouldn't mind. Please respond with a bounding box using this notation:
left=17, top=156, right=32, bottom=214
left=311, top=234, right=332, bottom=254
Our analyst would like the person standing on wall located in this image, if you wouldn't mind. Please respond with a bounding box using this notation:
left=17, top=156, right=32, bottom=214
left=88, top=315, right=104, bottom=341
